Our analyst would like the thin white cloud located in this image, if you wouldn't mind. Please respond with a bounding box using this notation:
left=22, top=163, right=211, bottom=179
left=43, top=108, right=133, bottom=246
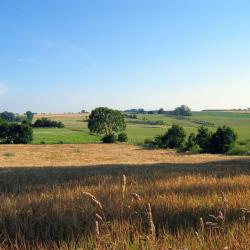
left=0, top=82, right=8, bottom=96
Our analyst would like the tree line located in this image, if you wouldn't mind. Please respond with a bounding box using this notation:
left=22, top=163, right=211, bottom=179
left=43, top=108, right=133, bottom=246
left=144, top=124, right=237, bottom=154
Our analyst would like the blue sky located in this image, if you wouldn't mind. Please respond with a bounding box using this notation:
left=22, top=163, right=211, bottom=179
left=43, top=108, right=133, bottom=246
left=0, top=0, right=250, bottom=113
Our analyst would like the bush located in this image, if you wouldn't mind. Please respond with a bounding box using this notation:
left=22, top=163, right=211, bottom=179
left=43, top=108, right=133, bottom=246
left=143, top=138, right=155, bottom=148
left=196, top=126, right=212, bottom=152
left=161, top=124, right=186, bottom=148
left=102, top=134, right=117, bottom=143
left=0, top=123, right=33, bottom=144
left=228, top=146, right=248, bottom=155
left=153, top=134, right=166, bottom=148
left=33, top=118, right=64, bottom=128
left=185, top=133, right=199, bottom=151
left=209, top=126, right=237, bottom=153
left=117, top=132, right=128, bottom=142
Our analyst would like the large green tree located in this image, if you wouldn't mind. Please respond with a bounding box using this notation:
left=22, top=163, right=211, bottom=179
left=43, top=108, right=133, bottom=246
left=88, top=107, right=126, bottom=136
left=174, top=105, right=192, bottom=116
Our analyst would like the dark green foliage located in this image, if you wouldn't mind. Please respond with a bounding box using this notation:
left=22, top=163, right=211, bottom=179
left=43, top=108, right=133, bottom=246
left=0, top=111, right=16, bottom=122
left=158, top=108, right=165, bottom=114
left=0, top=123, right=33, bottom=144
left=25, top=111, right=34, bottom=123
left=124, top=114, right=137, bottom=119
left=117, top=132, right=128, bottom=142
left=185, top=133, right=198, bottom=150
left=195, top=126, right=237, bottom=154
left=102, top=134, right=117, bottom=143
left=209, top=126, right=237, bottom=153
left=143, top=138, right=155, bottom=148
left=88, top=107, right=126, bottom=136
left=33, top=118, right=64, bottom=128
left=153, top=134, right=166, bottom=148
left=161, top=124, right=186, bottom=148
left=0, top=121, right=9, bottom=139
left=196, top=126, right=212, bottom=152
left=149, top=124, right=186, bottom=149
left=174, top=105, right=192, bottom=116
left=15, top=115, right=27, bottom=123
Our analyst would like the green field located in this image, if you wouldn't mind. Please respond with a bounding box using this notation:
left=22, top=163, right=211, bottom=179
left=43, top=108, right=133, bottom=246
left=33, top=112, right=250, bottom=151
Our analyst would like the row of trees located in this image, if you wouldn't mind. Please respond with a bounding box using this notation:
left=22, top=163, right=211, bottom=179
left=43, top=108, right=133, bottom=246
left=145, top=124, right=237, bottom=154
left=33, top=118, right=64, bottom=128
left=0, top=111, right=34, bottom=123
left=124, top=105, right=192, bottom=116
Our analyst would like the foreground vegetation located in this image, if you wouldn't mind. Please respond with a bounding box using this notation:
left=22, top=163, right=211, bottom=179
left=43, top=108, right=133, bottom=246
left=0, top=144, right=249, bottom=249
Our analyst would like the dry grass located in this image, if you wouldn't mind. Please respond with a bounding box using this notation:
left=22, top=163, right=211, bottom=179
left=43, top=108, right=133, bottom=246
left=34, top=113, right=89, bottom=119
left=0, top=144, right=240, bottom=167
left=0, top=145, right=249, bottom=249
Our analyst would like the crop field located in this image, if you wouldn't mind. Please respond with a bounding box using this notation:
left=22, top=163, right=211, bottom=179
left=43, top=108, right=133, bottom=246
left=0, top=144, right=249, bottom=249
left=32, top=112, right=250, bottom=151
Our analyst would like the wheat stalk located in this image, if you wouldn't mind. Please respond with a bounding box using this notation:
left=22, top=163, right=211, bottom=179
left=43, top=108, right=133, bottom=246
left=131, top=193, right=141, bottom=202
left=146, top=203, right=156, bottom=240
left=122, top=174, right=126, bottom=199
left=82, top=192, right=103, bottom=210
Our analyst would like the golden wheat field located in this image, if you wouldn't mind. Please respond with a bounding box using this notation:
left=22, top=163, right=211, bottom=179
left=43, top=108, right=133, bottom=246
left=0, top=144, right=250, bottom=249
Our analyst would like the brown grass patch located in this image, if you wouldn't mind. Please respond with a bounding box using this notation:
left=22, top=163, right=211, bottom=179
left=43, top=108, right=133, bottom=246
left=0, top=144, right=243, bottom=167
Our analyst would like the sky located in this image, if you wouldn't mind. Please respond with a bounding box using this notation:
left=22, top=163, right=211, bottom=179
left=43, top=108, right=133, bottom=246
left=0, top=0, right=250, bottom=113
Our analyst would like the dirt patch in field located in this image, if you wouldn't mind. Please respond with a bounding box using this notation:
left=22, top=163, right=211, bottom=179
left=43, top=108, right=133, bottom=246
left=0, top=144, right=244, bottom=167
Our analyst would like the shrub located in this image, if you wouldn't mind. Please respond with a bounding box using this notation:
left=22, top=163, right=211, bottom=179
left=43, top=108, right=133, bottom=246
left=117, top=132, right=128, bottom=142
left=196, top=126, right=212, bottom=152
left=209, top=126, right=237, bottom=153
left=33, top=118, right=64, bottom=128
left=228, top=146, right=248, bottom=155
left=153, top=134, right=166, bottom=148
left=143, top=138, right=155, bottom=148
left=102, top=134, right=117, bottom=143
left=185, top=133, right=199, bottom=151
left=0, top=123, right=33, bottom=144
left=161, top=124, right=186, bottom=148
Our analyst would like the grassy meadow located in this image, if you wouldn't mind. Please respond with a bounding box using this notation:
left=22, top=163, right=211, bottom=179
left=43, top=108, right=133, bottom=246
left=0, top=144, right=250, bottom=249
left=33, top=112, right=250, bottom=152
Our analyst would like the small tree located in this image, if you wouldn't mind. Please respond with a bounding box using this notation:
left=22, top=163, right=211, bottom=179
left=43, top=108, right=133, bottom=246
left=25, top=111, right=34, bottom=123
left=185, top=133, right=197, bottom=150
left=158, top=108, right=164, bottom=114
left=209, top=126, right=237, bottom=153
left=196, top=126, right=212, bottom=152
left=174, top=105, right=192, bottom=116
left=118, top=132, right=128, bottom=142
left=161, top=124, right=186, bottom=148
left=88, top=107, right=126, bottom=142
left=0, top=123, right=33, bottom=144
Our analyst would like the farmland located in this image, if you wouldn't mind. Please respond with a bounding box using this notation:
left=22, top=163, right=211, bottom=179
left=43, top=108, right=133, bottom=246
left=0, top=144, right=249, bottom=249
left=32, top=112, right=250, bottom=152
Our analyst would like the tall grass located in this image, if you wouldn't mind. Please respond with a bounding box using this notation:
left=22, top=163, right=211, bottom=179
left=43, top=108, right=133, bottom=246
left=0, top=157, right=249, bottom=249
